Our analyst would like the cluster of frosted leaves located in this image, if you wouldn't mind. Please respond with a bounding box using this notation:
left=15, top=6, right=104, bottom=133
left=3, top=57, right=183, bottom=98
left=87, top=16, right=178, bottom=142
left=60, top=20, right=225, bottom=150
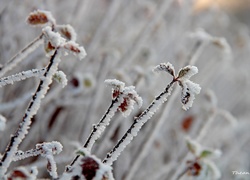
left=153, top=63, right=201, bottom=110
left=26, top=10, right=86, bottom=60
left=105, top=79, right=143, bottom=117
left=185, top=137, right=222, bottom=179
left=61, top=148, right=114, bottom=180
left=177, top=66, right=201, bottom=110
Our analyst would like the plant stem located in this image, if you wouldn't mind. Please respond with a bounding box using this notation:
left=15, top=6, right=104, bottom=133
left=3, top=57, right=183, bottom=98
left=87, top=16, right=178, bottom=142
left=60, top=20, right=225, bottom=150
left=0, top=50, right=60, bottom=176
left=103, top=80, right=175, bottom=165
left=0, top=34, right=43, bottom=77
left=68, top=94, right=124, bottom=168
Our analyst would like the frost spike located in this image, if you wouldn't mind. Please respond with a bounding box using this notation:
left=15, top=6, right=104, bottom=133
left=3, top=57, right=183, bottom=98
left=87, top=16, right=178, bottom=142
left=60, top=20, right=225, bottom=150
left=0, top=68, right=46, bottom=88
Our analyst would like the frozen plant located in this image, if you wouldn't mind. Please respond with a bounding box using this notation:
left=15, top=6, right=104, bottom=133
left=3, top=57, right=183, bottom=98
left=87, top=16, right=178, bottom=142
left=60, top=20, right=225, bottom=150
left=177, top=137, right=222, bottom=180
left=61, top=148, right=114, bottom=180
left=13, top=141, right=63, bottom=179
left=0, top=10, right=86, bottom=178
left=103, top=62, right=201, bottom=165
left=69, top=79, right=142, bottom=167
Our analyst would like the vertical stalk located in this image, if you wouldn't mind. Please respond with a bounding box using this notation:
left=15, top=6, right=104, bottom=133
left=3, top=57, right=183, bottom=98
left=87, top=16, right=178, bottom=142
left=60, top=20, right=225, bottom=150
left=103, top=80, right=175, bottom=165
left=0, top=50, right=60, bottom=176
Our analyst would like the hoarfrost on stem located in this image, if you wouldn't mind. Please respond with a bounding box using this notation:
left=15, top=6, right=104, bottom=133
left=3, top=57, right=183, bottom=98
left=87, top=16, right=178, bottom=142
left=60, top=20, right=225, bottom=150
left=0, top=68, right=46, bottom=88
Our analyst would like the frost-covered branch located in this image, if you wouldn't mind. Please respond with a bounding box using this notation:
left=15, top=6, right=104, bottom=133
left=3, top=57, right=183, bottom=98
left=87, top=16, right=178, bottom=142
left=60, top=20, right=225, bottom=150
left=0, top=49, right=61, bottom=176
left=0, top=34, right=43, bottom=78
left=0, top=24, right=86, bottom=176
left=13, top=141, right=62, bottom=162
left=0, top=68, right=46, bottom=88
left=13, top=142, right=62, bottom=179
left=68, top=79, right=142, bottom=168
left=103, top=62, right=201, bottom=165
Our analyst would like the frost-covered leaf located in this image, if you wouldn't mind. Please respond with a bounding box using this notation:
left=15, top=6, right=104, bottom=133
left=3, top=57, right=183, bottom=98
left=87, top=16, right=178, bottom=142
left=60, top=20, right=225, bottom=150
left=105, top=79, right=125, bottom=99
left=42, top=26, right=65, bottom=48
left=152, top=62, right=175, bottom=77
left=56, top=24, right=77, bottom=41
left=118, top=86, right=142, bottom=117
left=199, top=150, right=213, bottom=158
left=53, top=71, right=67, bottom=88
left=63, top=41, right=87, bottom=60
left=204, top=159, right=221, bottom=179
left=27, top=10, right=55, bottom=26
left=177, top=65, right=198, bottom=80
left=186, top=137, right=201, bottom=156
left=179, top=80, right=201, bottom=110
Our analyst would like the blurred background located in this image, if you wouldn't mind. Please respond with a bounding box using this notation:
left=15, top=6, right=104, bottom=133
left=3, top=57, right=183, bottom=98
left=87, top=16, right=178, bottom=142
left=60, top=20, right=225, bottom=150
left=0, top=0, right=250, bottom=179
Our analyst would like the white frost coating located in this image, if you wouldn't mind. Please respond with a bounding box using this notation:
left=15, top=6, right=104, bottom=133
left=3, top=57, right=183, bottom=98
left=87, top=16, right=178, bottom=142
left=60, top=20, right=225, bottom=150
left=85, top=93, right=125, bottom=151
left=177, top=65, right=198, bottom=81
left=185, top=136, right=202, bottom=156
left=36, top=141, right=63, bottom=179
left=0, top=114, right=6, bottom=131
left=0, top=68, right=46, bottom=88
left=186, top=137, right=222, bottom=159
left=27, top=9, right=56, bottom=25
left=43, top=26, right=65, bottom=48
left=63, top=41, right=87, bottom=60
left=152, top=62, right=175, bottom=77
left=118, top=86, right=143, bottom=117
left=104, top=83, right=173, bottom=165
left=0, top=51, right=62, bottom=175
left=0, top=36, right=43, bottom=77
left=123, top=86, right=143, bottom=108
left=56, top=24, right=77, bottom=41
left=61, top=148, right=113, bottom=180
left=105, top=79, right=125, bottom=92
left=180, top=80, right=201, bottom=110
left=53, top=71, right=68, bottom=88
left=93, top=156, right=113, bottom=180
